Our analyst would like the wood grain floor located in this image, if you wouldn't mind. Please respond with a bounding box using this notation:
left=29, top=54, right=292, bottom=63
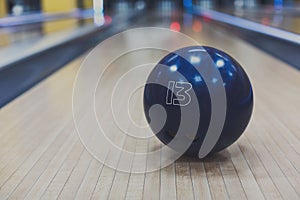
left=1, top=18, right=300, bottom=200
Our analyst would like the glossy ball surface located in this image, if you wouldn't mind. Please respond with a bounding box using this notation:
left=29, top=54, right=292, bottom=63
left=143, top=46, right=253, bottom=157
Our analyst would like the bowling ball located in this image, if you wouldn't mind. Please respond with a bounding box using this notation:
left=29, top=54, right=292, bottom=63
left=143, top=46, right=253, bottom=157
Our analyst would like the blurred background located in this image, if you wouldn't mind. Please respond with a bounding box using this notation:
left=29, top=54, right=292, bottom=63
left=0, top=0, right=299, bottom=107
left=0, top=0, right=299, bottom=47
left=0, top=0, right=299, bottom=16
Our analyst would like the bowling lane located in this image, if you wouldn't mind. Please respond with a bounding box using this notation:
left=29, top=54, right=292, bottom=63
left=0, top=13, right=97, bottom=66
left=0, top=11, right=95, bottom=48
left=1, top=11, right=300, bottom=199
left=214, top=6, right=300, bottom=34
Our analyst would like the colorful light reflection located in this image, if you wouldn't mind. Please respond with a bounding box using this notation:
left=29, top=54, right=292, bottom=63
left=193, top=21, right=203, bottom=33
left=170, top=22, right=181, bottom=32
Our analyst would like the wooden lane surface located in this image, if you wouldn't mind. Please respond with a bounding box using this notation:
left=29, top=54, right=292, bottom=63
left=1, top=19, right=300, bottom=200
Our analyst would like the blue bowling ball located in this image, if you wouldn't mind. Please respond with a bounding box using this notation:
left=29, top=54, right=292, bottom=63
left=143, top=46, right=253, bottom=157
